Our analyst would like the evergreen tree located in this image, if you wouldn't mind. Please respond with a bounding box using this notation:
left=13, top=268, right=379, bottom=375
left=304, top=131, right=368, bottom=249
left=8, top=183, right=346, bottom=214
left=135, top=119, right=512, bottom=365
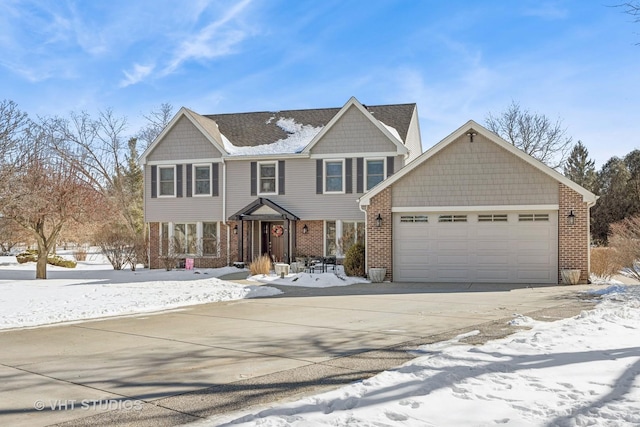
left=591, top=157, right=632, bottom=244
left=563, top=141, right=596, bottom=192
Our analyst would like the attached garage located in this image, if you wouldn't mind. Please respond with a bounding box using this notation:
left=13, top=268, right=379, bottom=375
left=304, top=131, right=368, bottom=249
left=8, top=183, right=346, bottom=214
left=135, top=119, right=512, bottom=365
left=360, top=120, right=597, bottom=285
left=392, top=211, right=558, bottom=283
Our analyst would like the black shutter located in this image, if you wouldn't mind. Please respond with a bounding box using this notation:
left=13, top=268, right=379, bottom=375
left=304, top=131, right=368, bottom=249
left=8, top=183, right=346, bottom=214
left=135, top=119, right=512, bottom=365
left=212, top=163, right=219, bottom=197
left=345, top=158, right=352, bottom=194
left=176, top=164, right=183, bottom=197
left=278, top=160, right=285, bottom=195
left=356, top=158, right=363, bottom=193
left=387, top=156, right=395, bottom=177
left=151, top=165, right=157, bottom=198
left=250, top=162, right=257, bottom=196
left=186, top=164, right=192, bottom=197
left=316, top=159, right=323, bottom=194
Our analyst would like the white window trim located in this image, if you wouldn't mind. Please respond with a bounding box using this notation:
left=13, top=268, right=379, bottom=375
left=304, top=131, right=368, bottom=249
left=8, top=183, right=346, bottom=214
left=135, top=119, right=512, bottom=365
left=257, top=161, right=278, bottom=196
left=192, top=164, right=212, bottom=197
left=325, top=220, right=365, bottom=257
left=167, top=221, right=220, bottom=257
left=323, top=159, right=345, bottom=194
left=158, top=165, right=176, bottom=198
left=201, top=221, right=220, bottom=256
left=365, top=158, right=386, bottom=191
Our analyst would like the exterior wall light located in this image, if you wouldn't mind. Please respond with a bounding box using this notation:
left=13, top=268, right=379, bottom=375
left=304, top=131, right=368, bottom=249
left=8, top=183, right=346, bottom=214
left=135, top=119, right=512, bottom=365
left=466, top=130, right=477, bottom=143
left=302, top=224, right=308, bottom=234
left=376, top=213, right=383, bottom=227
left=233, top=224, right=238, bottom=234
left=567, top=210, right=576, bottom=225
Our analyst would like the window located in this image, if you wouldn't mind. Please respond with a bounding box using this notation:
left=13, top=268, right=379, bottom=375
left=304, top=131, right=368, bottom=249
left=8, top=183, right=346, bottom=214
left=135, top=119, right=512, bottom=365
left=478, top=214, right=508, bottom=222
left=366, top=159, right=385, bottom=190
left=159, top=166, right=175, bottom=196
left=325, top=220, right=365, bottom=256
left=519, top=213, right=549, bottom=222
left=259, top=162, right=277, bottom=194
left=173, top=223, right=198, bottom=254
left=439, top=215, right=467, bottom=223
left=160, top=223, right=169, bottom=256
left=324, top=160, right=344, bottom=193
left=194, top=165, right=211, bottom=196
left=400, top=215, right=428, bottom=223
left=202, top=222, right=217, bottom=255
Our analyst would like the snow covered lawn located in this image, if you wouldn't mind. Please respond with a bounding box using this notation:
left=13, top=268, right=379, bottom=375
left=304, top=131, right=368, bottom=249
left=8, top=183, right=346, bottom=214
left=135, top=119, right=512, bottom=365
left=205, top=284, right=640, bottom=427
left=0, top=253, right=282, bottom=330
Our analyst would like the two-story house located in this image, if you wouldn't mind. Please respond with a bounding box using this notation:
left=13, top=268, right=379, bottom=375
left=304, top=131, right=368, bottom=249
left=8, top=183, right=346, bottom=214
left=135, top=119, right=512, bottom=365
left=140, top=97, right=421, bottom=269
left=141, top=97, right=596, bottom=284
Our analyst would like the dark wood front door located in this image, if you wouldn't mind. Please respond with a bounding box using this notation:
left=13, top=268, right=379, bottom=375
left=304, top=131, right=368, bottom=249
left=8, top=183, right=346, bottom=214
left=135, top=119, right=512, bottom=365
left=262, top=221, right=285, bottom=262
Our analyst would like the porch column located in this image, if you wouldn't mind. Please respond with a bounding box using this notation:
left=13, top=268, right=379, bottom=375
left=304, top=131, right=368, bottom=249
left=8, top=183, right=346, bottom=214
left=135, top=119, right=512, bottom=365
left=238, top=220, right=244, bottom=263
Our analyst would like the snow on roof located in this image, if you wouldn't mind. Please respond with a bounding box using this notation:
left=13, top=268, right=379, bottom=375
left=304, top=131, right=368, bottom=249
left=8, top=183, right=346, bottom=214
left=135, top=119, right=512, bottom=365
left=222, top=117, right=323, bottom=156
left=380, top=121, right=401, bottom=141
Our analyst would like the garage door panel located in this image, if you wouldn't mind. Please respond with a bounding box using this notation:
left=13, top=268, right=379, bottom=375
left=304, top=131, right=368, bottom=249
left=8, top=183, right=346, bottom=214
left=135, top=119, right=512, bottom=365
left=393, top=211, right=557, bottom=284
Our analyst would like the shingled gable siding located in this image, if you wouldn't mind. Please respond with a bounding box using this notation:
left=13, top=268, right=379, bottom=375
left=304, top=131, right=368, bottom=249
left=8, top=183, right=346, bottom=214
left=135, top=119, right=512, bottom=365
left=558, top=183, right=590, bottom=284
left=146, top=116, right=223, bottom=161
left=310, top=105, right=400, bottom=155
left=366, top=187, right=393, bottom=281
left=391, top=133, right=559, bottom=207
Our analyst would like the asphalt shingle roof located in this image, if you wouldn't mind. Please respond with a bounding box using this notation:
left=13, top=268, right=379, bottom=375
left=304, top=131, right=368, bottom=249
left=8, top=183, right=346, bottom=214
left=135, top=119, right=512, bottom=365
left=203, top=103, right=416, bottom=148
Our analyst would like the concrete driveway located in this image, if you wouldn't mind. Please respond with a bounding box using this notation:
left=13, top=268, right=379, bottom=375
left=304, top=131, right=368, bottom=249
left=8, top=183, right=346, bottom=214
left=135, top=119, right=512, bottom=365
left=0, top=281, right=596, bottom=427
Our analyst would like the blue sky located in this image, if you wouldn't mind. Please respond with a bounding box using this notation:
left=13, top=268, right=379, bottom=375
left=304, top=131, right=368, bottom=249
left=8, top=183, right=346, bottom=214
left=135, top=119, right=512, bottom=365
left=1, top=0, right=638, bottom=167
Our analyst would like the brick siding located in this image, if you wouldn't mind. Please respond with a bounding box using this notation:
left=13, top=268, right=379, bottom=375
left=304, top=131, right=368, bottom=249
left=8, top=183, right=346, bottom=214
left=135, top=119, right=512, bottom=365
left=558, top=183, right=590, bottom=284
left=295, top=220, right=324, bottom=257
left=366, top=187, right=393, bottom=281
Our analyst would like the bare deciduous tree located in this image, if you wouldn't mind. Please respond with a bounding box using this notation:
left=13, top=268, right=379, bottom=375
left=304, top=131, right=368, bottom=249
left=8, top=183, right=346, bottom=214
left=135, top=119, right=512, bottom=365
left=485, top=101, right=573, bottom=169
left=137, top=103, right=174, bottom=149
left=609, top=215, right=640, bottom=281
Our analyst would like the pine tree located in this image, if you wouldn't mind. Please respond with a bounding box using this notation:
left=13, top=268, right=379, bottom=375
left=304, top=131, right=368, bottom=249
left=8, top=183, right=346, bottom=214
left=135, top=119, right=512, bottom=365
left=563, top=141, right=596, bottom=192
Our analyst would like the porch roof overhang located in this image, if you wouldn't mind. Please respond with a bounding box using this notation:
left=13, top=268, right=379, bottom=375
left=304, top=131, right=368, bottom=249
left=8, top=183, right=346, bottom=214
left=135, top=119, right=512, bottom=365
left=228, top=198, right=300, bottom=221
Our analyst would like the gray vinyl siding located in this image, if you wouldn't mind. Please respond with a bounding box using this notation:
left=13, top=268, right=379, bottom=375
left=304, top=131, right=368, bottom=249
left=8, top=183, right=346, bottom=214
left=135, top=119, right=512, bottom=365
left=146, top=116, right=222, bottom=162
left=144, top=165, right=224, bottom=222
left=392, top=133, right=559, bottom=207
left=310, top=105, right=399, bottom=155
left=226, top=159, right=366, bottom=220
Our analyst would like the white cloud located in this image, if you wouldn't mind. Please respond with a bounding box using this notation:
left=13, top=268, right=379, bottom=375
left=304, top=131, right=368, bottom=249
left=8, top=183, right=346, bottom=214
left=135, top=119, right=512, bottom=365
left=119, top=63, right=155, bottom=87
left=163, top=0, right=253, bottom=75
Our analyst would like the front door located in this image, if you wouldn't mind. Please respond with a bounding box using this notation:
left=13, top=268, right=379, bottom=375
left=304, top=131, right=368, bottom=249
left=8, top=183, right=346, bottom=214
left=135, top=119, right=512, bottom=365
left=262, top=221, right=285, bottom=262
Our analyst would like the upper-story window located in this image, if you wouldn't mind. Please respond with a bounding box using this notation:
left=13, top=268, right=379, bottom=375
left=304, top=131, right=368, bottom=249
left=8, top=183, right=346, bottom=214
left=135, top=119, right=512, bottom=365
left=259, top=162, right=277, bottom=195
left=324, top=160, right=344, bottom=193
left=159, top=166, right=176, bottom=197
left=194, top=165, right=211, bottom=196
left=366, top=159, right=385, bottom=190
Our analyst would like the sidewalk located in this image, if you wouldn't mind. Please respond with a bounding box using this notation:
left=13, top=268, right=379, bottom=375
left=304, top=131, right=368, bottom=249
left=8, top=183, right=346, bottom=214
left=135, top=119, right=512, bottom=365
left=0, top=281, right=598, bottom=427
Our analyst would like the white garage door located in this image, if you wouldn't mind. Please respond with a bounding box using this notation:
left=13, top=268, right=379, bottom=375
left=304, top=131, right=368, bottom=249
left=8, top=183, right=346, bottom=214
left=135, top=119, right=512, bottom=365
left=393, top=212, right=558, bottom=283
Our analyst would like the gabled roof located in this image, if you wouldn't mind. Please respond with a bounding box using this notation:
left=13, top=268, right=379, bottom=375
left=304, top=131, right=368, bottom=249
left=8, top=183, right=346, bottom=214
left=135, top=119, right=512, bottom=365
left=359, top=120, right=598, bottom=206
left=229, top=198, right=299, bottom=221
left=300, top=97, right=410, bottom=155
left=139, top=107, right=227, bottom=164
left=205, top=98, right=416, bottom=149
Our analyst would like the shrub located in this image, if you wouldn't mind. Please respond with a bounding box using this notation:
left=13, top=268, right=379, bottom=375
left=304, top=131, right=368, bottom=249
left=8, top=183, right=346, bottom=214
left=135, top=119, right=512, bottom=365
left=16, top=250, right=38, bottom=264
left=73, top=248, right=88, bottom=261
left=590, top=247, right=620, bottom=280
left=249, top=255, right=272, bottom=275
left=609, top=215, right=640, bottom=281
left=94, top=224, right=137, bottom=270
left=344, top=243, right=365, bottom=277
left=15, top=250, right=77, bottom=268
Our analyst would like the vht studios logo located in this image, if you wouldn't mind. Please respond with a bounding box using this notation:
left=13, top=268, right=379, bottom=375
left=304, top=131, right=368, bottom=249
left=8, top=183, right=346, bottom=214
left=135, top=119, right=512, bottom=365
left=34, top=399, right=143, bottom=411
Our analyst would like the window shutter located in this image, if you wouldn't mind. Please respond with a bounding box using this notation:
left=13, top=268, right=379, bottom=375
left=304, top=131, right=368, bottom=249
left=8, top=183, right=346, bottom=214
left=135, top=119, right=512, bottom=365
left=387, top=156, right=395, bottom=177
left=151, top=165, right=157, bottom=198
left=278, top=160, right=285, bottom=195
left=250, top=162, right=257, bottom=196
left=176, top=164, right=183, bottom=197
left=356, top=158, right=363, bottom=193
left=212, top=163, right=219, bottom=197
left=345, top=158, right=353, bottom=194
left=186, top=164, right=192, bottom=197
left=316, top=159, right=323, bottom=194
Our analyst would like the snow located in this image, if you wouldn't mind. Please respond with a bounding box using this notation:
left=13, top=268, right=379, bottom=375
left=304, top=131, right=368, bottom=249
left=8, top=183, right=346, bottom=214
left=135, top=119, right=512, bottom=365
left=200, top=284, right=640, bottom=427
left=221, top=117, right=323, bottom=155
left=248, top=268, right=369, bottom=288
left=0, top=252, right=281, bottom=330
left=380, top=121, right=402, bottom=141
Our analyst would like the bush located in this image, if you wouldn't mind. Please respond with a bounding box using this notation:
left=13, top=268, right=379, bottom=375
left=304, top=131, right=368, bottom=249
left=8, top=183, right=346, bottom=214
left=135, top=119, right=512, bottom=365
left=609, top=215, right=640, bottom=281
left=343, top=243, right=365, bottom=277
left=249, top=255, right=272, bottom=275
left=590, top=247, right=620, bottom=280
left=15, top=250, right=76, bottom=268
left=73, top=248, right=88, bottom=261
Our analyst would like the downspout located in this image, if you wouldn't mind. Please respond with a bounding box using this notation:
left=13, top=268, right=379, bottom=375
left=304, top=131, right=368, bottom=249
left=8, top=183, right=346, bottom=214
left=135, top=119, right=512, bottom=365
left=359, top=200, right=368, bottom=274
left=223, top=160, right=230, bottom=266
